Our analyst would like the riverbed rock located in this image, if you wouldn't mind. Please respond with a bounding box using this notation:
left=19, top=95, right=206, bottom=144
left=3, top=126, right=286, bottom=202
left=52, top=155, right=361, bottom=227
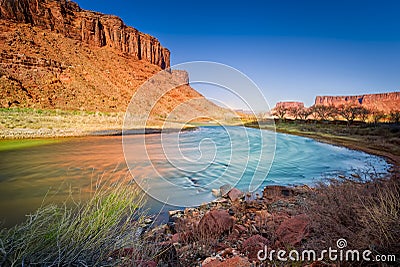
left=220, top=184, right=232, bottom=197
left=228, top=188, right=244, bottom=202
left=212, top=188, right=221, bottom=197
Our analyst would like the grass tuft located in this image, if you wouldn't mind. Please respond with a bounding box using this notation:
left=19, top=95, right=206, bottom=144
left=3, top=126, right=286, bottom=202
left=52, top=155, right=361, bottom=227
left=0, top=180, right=157, bottom=266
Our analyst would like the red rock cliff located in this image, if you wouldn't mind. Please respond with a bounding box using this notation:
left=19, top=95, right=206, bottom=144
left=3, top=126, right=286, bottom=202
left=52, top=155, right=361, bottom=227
left=0, top=0, right=170, bottom=69
left=314, top=92, right=400, bottom=112
left=275, top=101, right=305, bottom=109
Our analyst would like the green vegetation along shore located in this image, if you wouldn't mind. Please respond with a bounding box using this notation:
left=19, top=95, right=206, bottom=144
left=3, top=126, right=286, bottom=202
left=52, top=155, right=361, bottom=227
left=0, top=108, right=125, bottom=139
left=0, top=108, right=199, bottom=140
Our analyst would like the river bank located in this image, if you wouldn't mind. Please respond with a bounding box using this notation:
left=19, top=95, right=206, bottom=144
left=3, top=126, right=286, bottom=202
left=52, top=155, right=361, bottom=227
left=137, top=171, right=399, bottom=266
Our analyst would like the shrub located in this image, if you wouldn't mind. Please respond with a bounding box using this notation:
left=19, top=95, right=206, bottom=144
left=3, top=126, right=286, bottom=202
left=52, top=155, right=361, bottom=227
left=306, top=172, right=400, bottom=256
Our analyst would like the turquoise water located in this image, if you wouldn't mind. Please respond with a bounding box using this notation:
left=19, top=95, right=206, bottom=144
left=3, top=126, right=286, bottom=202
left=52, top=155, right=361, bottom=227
left=0, top=126, right=390, bottom=226
left=124, top=126, right=389, bottom=207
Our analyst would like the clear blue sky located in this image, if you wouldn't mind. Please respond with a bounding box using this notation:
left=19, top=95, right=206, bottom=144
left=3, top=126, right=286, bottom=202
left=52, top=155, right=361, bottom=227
left=75, top=0, right=400, bottom=108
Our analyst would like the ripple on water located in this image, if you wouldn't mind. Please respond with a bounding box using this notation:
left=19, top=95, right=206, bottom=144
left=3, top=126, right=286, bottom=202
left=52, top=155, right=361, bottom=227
left=0, top=127, right=391, bottom=226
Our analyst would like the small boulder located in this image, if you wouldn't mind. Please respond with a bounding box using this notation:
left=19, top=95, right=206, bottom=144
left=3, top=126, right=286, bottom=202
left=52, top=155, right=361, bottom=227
left=276, top=214, right=309, bottom=246
left=228, top=188, right=244, bottom=201
left=198, top=209, right=235, bottom=237
left=220, top=184, right=232, bottom=197
left=212, top=188, right=221, bottom=197
left=202, top=256, right=217, bottom=266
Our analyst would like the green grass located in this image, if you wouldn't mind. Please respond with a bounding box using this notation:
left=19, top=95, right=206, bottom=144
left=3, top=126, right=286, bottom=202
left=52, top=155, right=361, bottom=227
left=0, top=181, right=158, bottom=266
left=0, top=139, right=62, bottom=152
left=0, top=108, right=125, bottom=139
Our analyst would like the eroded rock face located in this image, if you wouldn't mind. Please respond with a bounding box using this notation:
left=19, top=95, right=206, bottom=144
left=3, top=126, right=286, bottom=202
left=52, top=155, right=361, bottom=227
left=315, top=92, right=400, bottom=113
left=0, top=0, right=170, bottom=69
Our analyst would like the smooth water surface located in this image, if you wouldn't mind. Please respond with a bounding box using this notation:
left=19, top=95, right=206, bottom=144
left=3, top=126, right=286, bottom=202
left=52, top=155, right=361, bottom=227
left=0, top=126, right=390, bottom=226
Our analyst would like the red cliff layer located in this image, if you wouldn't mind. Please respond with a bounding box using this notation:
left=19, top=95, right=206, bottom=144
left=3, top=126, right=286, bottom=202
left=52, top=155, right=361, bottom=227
left=275, top=101, right=305, bottom=109
left=315, top=92, right=400, bottom=112
left=0, top=0, right=170, bottom=69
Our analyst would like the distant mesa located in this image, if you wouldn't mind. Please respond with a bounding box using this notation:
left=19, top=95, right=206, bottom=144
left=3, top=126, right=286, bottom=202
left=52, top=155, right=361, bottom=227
left=275, top=101, right=304, bottom=110
left=273, top=92, right=400, bottom=115
left=314, top=92, right=400, bottom=113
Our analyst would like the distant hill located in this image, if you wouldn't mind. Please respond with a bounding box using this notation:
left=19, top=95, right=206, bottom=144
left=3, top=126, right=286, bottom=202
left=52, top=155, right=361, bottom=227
left=315, top=92, right=400, bottom=113
left=0, top=0, right=233, bottom=122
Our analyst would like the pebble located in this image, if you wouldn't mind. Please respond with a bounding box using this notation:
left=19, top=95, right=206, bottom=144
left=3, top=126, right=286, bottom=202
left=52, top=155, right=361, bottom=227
left=212, top=188, right=221, bottom=197
left=168, top=210, right=183, bottom=217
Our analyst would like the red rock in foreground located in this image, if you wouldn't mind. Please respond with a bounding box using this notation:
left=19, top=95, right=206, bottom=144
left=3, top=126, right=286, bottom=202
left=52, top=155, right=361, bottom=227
left=198, top=209, right=235, bottom=237
left=228, top=188, right=244, bottom=202
left=158, top=185, right=314, bottom=266
left=276, top=214, right=310, bottom=246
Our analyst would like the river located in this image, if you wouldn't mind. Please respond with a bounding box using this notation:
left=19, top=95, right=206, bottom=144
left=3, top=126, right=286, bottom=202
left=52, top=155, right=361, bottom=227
left=0, top=126, right=390, bottom=227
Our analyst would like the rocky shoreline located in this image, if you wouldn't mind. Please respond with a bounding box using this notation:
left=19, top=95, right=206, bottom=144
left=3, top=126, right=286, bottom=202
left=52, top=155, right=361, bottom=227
left=111, top=161, right=399, bottom=267
left=114, top=184, right=315, bottom=266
